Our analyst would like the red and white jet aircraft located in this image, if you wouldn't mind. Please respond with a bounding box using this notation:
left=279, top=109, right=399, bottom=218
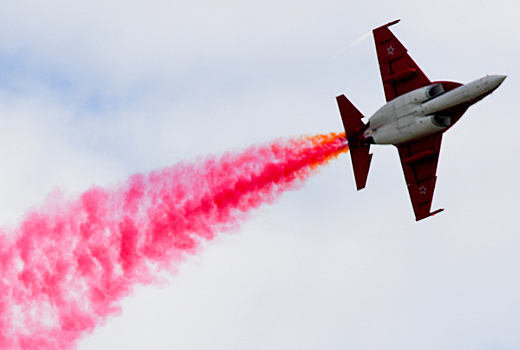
left=337, top=20, right=506, bottom=221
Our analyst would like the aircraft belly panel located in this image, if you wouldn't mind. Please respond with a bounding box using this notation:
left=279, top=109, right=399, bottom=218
left=373, top=115, right=446, bottom=145
left=397, top=115, right=413, bottom=129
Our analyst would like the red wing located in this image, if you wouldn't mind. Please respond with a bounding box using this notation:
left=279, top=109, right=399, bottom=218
left=373, top=20, right=431, bottom=102
left=396, top=133, right=444, bottom=221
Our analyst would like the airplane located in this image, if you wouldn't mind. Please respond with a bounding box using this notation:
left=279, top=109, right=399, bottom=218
left=336, top=20, right=506, bottom=221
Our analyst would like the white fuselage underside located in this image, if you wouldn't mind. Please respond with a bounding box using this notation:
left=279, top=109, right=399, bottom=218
left=365, top=75, right=505, bottom=145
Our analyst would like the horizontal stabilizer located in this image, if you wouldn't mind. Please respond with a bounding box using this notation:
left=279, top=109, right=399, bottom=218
left=350, top=145, right=372, bottom=190
left=336, top=95, right=366, bottom=143
left=336, top=94, right=372, bottom=190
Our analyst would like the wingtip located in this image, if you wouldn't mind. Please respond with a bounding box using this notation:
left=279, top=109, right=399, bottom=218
left=374, top=19, right=400, bottom=31
left=386, top=19, right=401, bottom=27
left=431, top=208, right=444, bottom=217
left=415, top=208, right=444, bottom=221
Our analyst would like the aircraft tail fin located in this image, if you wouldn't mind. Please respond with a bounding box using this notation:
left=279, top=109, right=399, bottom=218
left=336, top=94, right=372, bottom=190
left=349, top=145, right=372, bottom=190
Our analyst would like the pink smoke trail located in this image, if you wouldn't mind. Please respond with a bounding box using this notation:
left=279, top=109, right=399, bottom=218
left=0, top=132, right=347, bottom=349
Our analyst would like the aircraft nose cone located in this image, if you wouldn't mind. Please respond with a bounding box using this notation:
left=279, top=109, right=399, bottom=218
left=496, top=74, right=507, bottom=84
left=489, top=74, right=507, bottom=88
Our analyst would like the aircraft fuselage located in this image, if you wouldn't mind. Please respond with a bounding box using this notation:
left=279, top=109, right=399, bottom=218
left=364, top=75, right=506, bottom=145
left=336, top=19, right=506, bottom=220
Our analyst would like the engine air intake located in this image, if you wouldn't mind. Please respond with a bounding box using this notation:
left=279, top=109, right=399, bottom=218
left=426, top=83, right=444, bottom=99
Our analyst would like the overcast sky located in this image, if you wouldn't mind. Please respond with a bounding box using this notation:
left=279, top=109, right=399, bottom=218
left=0, top=1, right=518, bottom=349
